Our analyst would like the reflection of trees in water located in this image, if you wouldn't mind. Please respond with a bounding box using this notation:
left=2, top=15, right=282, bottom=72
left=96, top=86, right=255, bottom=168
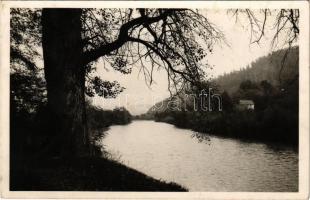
left=265, top=142, right=298, bottom=153
left=191, top=132, right=211, bottom=144
left=190, top=131, right=298, bottom=153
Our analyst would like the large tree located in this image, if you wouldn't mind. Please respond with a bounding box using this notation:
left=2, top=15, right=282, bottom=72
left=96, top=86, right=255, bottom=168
left=40, top=8, right=222, bottom=157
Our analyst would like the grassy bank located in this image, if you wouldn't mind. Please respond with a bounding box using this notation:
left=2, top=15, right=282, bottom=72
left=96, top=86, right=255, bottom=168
left=10, top=156, right=187, bottom=191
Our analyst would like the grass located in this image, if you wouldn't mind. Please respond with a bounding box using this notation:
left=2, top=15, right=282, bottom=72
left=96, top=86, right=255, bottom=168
left=10, top=156, right=187, bottom=191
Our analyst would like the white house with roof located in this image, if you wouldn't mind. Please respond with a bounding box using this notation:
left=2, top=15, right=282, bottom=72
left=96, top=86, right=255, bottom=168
left=237, top=100, right=255, bottom=110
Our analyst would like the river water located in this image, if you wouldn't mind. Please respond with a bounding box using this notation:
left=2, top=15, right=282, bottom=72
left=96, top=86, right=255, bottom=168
left=100, top=120, right=298, bottom=191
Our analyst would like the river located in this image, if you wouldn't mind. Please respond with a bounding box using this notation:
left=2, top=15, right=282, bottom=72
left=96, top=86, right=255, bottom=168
left=99, top=120, right=298, bottom=192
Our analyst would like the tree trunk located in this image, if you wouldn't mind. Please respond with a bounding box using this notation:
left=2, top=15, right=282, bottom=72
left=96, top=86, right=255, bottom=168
left=42, top=8, right=89, bottom=157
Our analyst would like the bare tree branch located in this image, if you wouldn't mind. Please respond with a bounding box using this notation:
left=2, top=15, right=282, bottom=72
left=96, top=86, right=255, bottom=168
left=82, top=9, right=176, bottom=65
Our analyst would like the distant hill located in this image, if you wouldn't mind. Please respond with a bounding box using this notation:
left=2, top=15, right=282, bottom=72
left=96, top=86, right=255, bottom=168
left=216, top=46, right=299, bottom=94
left=143, top=96, right=186, bottom=118
left=145, top=46, right=299, bottom=115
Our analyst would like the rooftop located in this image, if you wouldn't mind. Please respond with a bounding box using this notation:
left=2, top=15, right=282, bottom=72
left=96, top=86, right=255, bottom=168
left=239, top=100, right=254, bottom=105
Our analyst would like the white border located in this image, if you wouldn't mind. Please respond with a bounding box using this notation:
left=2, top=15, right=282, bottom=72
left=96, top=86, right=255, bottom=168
left=0, top=1, right=309, bottom=199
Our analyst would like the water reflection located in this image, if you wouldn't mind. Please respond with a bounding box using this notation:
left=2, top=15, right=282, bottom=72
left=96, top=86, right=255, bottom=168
left=100, top=120, right=298, bottom=192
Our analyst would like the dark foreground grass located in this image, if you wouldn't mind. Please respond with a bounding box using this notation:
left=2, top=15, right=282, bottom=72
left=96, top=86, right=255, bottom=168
left=10, top=157, right=187, bottom=191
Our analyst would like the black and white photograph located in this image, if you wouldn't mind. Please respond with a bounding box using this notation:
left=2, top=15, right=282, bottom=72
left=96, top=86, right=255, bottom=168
left=0, top=1, right=309, bottom=199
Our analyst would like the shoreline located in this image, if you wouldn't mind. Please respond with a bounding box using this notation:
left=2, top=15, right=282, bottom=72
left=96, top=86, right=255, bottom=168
left=151, top=119, right=298, bottom=150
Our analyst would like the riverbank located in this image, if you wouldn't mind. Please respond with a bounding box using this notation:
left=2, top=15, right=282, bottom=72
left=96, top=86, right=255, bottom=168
left=10, top=156, right=187, bottom=191
left=154, top=110, right=298, bottom=147
left=10, top=103, right=187, bottom=191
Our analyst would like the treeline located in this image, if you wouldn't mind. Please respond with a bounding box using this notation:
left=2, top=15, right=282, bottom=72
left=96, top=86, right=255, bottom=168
left=154, top=79, right=298, bottom=146
left=87, top=103, right=132, bottom=130
left=151, top=47, right=299, bottom=146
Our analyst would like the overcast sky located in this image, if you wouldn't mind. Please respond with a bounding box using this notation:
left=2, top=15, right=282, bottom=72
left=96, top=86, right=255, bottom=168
left=90, top=10, right=285, bottom=115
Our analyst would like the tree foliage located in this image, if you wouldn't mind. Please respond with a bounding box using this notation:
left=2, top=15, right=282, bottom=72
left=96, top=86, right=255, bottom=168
left=10, top=9, right=46, bottom=114
left=10, top=8, right=42, bottom=71
left=80, top=8, right=223, bottom=94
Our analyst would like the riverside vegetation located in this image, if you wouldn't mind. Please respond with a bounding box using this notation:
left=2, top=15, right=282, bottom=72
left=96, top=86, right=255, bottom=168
left=143, top=47, right=299, bottom=147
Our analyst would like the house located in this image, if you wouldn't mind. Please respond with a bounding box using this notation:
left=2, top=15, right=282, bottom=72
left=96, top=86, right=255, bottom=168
left=237, top=100, right=255, bottom=110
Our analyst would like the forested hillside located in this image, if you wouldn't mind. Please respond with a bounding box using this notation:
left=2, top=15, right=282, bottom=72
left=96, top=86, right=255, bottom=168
left=145, top=47, right=298, bottom=115
left=216, top=47, right=298, bottom=94
left=142, top=47, right=299, bottom=146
